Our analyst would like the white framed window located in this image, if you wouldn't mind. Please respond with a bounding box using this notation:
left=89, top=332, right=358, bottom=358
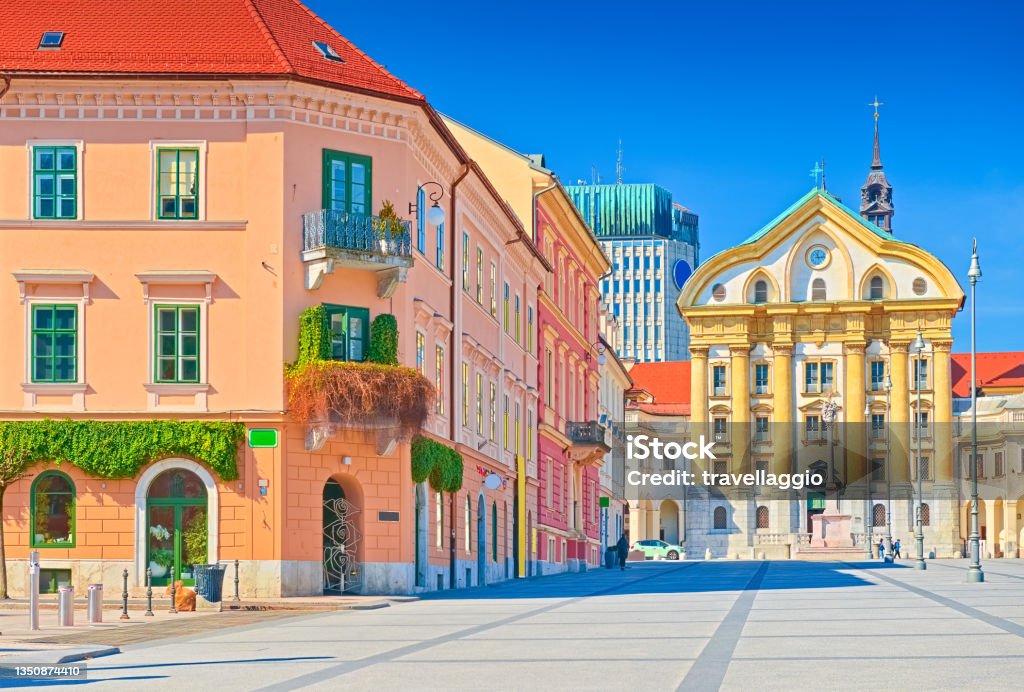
left=136, top=271, right=214, bottom=410
left=15, top=271, right=94, bottom=411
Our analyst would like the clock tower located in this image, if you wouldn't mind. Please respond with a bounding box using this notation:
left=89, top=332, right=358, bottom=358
left=860, top=101, right=894, bottom=233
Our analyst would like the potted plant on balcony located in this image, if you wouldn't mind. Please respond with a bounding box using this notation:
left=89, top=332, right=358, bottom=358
left=376, top=200, right=404, bottom=254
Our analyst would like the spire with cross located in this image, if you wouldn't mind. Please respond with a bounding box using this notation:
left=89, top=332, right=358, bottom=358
left=860, top=95, right=894, bottom=232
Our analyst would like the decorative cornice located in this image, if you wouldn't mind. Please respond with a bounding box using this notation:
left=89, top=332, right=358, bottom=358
left=12, top=269, right=94, bottom=302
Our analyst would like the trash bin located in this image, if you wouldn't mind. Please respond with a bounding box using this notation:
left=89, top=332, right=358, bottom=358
left=192, top=564, right=227, bottom=603
left=605, top=547, right=617, bottom=569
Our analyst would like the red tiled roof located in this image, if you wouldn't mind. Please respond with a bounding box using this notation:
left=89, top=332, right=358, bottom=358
left=0, top=0, right=423, bottom=101
left=628, top=361, right=691, bottom=411
left=951, top=352, right=1024, bottom=397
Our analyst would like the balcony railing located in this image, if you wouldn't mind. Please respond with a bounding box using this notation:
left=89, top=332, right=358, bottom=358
left=303, top=210, right=412, bottom=258
left=566, top=421, right=610, bottom=448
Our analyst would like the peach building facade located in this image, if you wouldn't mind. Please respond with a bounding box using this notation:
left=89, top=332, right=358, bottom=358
left=0, top=0, right=546, bottom=596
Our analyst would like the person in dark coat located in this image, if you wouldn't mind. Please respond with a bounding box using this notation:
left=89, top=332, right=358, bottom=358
left=616, top=534, right=630, bottom=571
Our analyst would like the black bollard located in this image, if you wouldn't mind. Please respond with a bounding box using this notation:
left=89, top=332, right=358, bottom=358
left=168, top=576, right=177, bottom=614
left=145, top=567, right=154, bottom=617
left=233, top=559, right=240, bottom=602
left=120, top=568, right=130, bottom=620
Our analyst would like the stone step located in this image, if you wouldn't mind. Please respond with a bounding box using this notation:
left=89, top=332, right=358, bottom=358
left=794, top=547, right=872, bottom=561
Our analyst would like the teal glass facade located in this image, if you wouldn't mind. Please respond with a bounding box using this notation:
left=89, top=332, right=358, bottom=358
left=566, top=183, right=699, bottom=363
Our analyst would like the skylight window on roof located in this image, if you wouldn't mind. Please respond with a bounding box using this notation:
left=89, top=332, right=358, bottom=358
left=312, top=41, right=344, bottom=63
left=38, top=31, right=65, bottom=49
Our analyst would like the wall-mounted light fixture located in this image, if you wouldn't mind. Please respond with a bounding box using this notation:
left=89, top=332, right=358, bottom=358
left=584, top=342, right=607, bottom=365
left=409, top=181, right=446, bottom=225
left=342, top=455, right=352, bottom=466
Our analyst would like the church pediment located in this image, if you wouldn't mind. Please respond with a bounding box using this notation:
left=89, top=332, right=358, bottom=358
left=678, top=189, right=963, bottom=311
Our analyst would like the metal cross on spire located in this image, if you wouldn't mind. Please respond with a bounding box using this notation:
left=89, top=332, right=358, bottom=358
left=869, top=95, right=884, bottom=119
left=810, top=161, right=824, bottom=189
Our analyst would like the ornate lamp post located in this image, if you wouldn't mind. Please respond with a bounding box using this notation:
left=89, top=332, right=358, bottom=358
left=885, top=373, right=893, bottom=558
left=967, top=240, right=985, bottom=582
left=864, top=402, right=874, bottom=559
left=911, top=329, right=927, bottom=570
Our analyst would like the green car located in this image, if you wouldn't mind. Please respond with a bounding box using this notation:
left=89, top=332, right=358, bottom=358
left=631, top=539, right=683, bottom=560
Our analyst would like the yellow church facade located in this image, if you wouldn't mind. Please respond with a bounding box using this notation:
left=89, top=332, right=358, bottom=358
left=678, top=189, right=964, bottom=559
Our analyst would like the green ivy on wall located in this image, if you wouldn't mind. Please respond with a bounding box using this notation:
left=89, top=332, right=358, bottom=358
left=366, top=313, right=399, bottom=365
left=294, top=304, right=331, bottom=372
left=0, top=420, right=245, bottom=481
left=410, top=435, right=463, bottom=492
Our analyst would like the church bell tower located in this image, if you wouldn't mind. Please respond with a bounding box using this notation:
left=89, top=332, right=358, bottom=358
left=860, top=99, right=894, bottom=233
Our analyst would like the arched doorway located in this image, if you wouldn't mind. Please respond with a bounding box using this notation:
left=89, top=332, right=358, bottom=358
left=659, top=499, right=680, bottom=544
left=323, top=478, right=362, bottom=594
left=145, top=468, right=208, bottom=587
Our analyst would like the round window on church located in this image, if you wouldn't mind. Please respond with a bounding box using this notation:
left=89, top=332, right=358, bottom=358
left=711, top=283, right=726, bottom=302
left=913, top=277, right=927, bottom=296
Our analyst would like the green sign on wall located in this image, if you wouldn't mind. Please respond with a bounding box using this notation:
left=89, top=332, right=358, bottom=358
left=599, top=496, right=610, bottom=508
left=248, top=428, right=279, bottom=449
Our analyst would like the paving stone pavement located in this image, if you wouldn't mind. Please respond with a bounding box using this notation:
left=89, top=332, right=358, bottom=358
left=21, top=559, right=1024, bottom=691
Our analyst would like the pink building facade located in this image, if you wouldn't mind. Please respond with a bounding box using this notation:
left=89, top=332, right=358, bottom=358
left=0, top=0, right=545, bottom=597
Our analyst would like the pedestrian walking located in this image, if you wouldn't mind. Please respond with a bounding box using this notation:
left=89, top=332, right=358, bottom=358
left=878, top=538, right=886, bottom=560
left=893, top=538, right=902, bottom=559
left=616, top=533, right=629, bottom=571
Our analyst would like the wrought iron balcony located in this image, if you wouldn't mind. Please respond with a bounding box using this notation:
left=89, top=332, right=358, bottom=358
left=566, top=421, right=611, bottom=463
left=301, top=210, right=413, bottom=297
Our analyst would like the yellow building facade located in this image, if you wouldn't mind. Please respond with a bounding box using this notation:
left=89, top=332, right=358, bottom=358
left=678, top=190, right=964, bottom=558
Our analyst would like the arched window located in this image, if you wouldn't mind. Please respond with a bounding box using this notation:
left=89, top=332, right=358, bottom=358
left=873, top=503, right=886, bottom=528
left=756, top=505, right=769, bottom=529
left=31, top=471, right=75, bottom=547
left=921, top=503, right=930, bottom=527
left=465, top=496, right=472, bottom=553
left=811, top=278, right=827, bottom=302
left=754, top=280, right=768, bottom=304
left=713, top=506, right=727, bottom=529
left=869, top=275, right=884, bottom=300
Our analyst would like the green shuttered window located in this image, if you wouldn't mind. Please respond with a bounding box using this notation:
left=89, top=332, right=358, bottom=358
left=324, top=304, right=369, bottom=362
left=157, top=149, right=199, bottom=219
left=31, top=304, right=77, bottom=383
left=155, top=305, right=200, bottom=383
left=33, top=146, right=77, bottom=219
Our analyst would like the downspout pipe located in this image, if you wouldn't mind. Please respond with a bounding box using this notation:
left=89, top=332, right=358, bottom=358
left=448, top=162, right=471, bottom=590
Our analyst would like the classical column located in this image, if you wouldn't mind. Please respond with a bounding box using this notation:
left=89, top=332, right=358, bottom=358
left=1004, top=501, right=1018, bottom=559
left=772, top=344, right=793, bottom=476
left=933, top=340, right=954, bottom=481
left=845, top=342, right=867, bottom=484
left=690, top=346, right=709, bottom=425
left=889, top=341, right=910, bottom=484
left=730, top=346, right=751, bottom=474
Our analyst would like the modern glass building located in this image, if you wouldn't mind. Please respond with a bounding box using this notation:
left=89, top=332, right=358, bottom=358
left=565, top=183, right=699, bottom=362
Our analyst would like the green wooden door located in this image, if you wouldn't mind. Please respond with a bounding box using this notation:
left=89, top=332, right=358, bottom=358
left=146, top=469, right=208, bottom=586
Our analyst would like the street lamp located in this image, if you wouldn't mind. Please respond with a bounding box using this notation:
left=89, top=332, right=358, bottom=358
left=967, top=239, right=985, bottom=582
left=911, top=329, right=927, bottom=570
left=409, top=181, right=447, bottom=226
left=885, top=373, right=893, bottom=559
left=864, top=402, right=874, bottom=559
